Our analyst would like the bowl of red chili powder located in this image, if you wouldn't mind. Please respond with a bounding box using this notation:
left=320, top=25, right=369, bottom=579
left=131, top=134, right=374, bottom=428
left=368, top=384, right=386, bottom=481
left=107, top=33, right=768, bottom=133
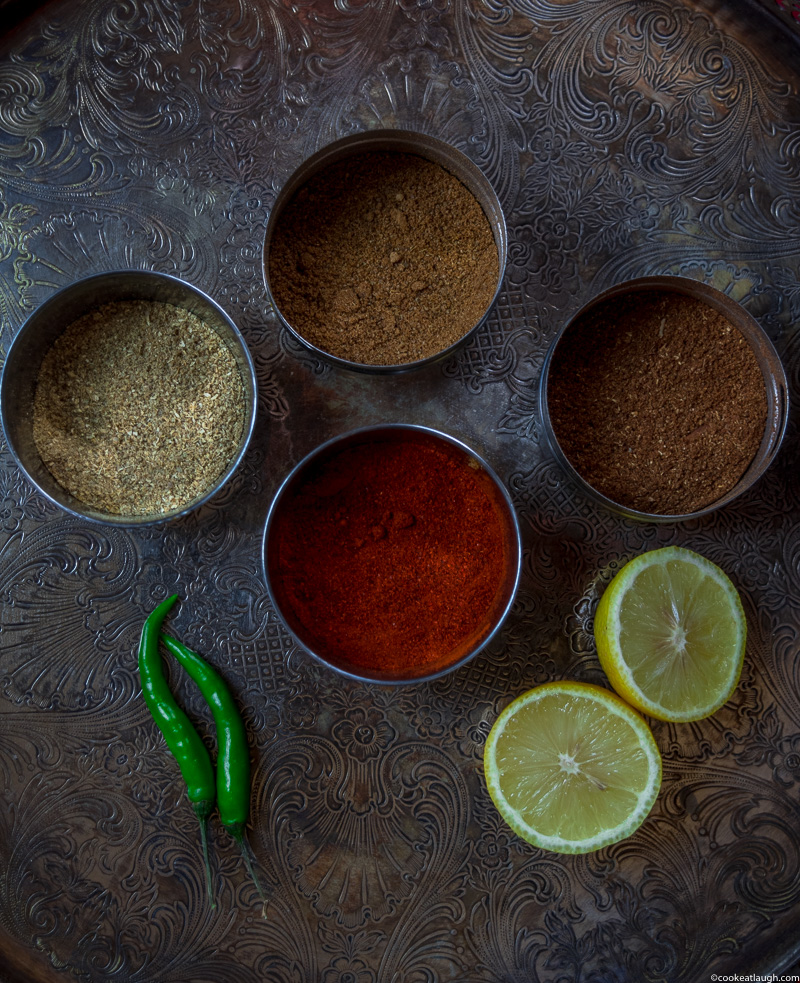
left=539, top=275, right=788, bottom=521
left=263, top=130, right=506, bottom=373
left=263, top=425, right=521, bottom=684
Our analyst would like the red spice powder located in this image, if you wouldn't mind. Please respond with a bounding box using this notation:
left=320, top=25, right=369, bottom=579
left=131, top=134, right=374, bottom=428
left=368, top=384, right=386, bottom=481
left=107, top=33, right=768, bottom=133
left=268, top=432, right=512, bottom=678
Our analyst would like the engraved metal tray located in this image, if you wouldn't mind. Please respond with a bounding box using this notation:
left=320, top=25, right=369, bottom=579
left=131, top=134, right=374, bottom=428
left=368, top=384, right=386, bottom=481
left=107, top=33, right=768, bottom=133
left=1, top=1, right=799, bottom=980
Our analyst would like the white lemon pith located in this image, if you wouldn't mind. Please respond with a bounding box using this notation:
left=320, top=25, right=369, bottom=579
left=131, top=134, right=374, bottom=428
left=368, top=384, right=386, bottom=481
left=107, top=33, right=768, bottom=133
left=483, top=681, right=662, bottom=854
left=594, top=546, right=746, bottom=723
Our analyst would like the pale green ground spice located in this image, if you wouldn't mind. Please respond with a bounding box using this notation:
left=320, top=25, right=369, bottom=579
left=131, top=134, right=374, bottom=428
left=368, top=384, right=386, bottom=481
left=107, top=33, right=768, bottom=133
left=33, top=300, right=247, bottom=516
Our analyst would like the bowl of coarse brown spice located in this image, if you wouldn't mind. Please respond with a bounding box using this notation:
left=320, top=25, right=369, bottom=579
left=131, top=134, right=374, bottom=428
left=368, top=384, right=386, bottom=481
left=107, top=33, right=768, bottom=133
left=263, top=130, right=506, bottom=372
left=538, top=275, right=788, bottom=521
left=1, top=270, right=257, bottom=525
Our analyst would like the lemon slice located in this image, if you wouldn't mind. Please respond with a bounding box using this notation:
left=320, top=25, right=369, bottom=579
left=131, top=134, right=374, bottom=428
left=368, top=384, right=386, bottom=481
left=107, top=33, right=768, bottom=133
left=594, top=546, right=746, bottom=723
left=483, top=681, right=661, bottom=854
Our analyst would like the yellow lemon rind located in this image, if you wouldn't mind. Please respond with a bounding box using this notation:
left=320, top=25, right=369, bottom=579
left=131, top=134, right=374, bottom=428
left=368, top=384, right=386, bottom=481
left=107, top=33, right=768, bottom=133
left=483, top=681, right=662, bottom=855
left=594, top=546, right=746, bottom=723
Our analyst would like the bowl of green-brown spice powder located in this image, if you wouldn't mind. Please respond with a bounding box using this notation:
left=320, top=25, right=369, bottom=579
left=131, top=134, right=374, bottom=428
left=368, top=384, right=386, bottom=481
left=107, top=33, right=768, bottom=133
left=264, top=130, right=506, bottom=372
left=1, top=270, right=257, bottom=525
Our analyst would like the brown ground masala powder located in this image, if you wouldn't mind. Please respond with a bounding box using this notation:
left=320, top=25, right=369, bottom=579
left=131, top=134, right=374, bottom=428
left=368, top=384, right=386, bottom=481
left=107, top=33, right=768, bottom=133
left=547, top=290, right=768, bottom=514
left=33, top=300, right=246, bottom=516
left=267, top=151, right=499, bottom=365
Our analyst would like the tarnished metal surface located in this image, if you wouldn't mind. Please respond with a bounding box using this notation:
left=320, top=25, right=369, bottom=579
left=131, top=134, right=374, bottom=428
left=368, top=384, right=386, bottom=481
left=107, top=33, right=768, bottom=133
left=1, top=1, right=799, bottom=980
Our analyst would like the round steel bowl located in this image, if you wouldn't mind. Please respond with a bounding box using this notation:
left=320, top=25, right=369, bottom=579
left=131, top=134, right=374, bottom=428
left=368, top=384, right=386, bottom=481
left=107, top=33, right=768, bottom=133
left=263, top=129, right=507, bottom=374
left=0, top=270, right=258, bottom=526
left=538, top=275, right=789, bottom=523
left=262, top=424, right=522, bottom=684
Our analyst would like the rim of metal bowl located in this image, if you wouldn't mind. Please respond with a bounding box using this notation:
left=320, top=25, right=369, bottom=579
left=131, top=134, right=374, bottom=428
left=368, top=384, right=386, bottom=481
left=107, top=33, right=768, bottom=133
left=537, top=274, right=789, bottom=523
left=262, top=129, right=508, bottom=375
left=262, top=423, right=522, bottom=685
left=0, top=269, right=258, bottom=527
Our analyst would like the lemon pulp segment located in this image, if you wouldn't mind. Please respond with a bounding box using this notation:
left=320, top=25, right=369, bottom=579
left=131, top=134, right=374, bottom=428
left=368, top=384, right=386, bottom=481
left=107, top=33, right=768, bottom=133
left=484, top=681, right=661, bottom=854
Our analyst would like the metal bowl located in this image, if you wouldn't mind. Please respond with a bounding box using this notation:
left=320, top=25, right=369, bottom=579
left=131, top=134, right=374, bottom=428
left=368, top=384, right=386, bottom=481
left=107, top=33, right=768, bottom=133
left=262, top=424, right=522, bottom=684
left=263, top=129, right=507, bottom=374
left=538, top=275, right=789, bottom=523
left=1, top=270, right=258, bottom=526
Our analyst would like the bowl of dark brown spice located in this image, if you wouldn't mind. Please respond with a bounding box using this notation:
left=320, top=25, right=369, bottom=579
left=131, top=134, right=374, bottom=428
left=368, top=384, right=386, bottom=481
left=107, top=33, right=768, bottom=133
left=1, top=270, right=257, bottom=525
left=263, top=130, right=506, bottom=372
left=538, top=276, right=788, bottom=521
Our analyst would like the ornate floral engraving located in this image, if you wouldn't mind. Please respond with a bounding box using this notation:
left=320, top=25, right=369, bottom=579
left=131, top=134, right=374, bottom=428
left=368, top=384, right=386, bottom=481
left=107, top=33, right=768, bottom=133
left=1, top=0, right=800, bottom=980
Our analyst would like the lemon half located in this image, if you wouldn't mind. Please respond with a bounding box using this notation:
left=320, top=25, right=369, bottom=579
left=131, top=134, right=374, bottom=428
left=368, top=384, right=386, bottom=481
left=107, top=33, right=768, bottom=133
left=594, top=546, right=746, bottom=723
left=484, top=681, right=662, bottom=854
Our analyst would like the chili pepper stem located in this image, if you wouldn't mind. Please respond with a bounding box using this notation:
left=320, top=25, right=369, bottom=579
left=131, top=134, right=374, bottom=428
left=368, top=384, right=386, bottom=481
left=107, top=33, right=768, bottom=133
left=195, top=806, right=216, bottom=911
left=232, top=827, right=268, bottom=918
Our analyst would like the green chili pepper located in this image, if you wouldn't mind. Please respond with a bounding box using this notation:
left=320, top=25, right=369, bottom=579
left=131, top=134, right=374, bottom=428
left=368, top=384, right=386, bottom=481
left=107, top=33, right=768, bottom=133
left=159, top=632, right=249, bottom=834
left=138, top=594, right=216, bottom=908
left=160, top=631, right=266, bottom=911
